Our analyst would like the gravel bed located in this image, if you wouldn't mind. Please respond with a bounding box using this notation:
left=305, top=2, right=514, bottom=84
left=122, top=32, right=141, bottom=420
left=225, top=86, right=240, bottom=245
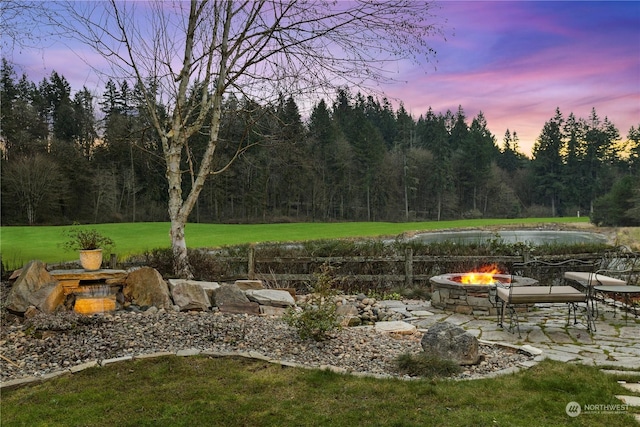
left=0, top=308, right=534, bottom=383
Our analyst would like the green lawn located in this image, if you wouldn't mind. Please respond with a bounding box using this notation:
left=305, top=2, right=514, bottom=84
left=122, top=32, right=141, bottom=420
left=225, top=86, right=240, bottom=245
left=1, top=356, right=637, bottom=426
left=1, top=217, right=588, bottom=269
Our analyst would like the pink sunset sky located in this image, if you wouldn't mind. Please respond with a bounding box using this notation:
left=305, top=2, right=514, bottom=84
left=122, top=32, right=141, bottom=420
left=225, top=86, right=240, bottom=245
left=7, top=1, right=640, bottom=157
left=381, top=1, right=639, bottom=155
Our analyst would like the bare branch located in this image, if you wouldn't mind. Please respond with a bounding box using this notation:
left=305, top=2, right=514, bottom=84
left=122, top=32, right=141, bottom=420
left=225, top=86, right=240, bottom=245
left=54, top=0, right=444, bottom=277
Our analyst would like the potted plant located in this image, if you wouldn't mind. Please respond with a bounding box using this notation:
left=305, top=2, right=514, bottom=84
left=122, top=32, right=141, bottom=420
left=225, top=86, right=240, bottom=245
left=63, top=226, right=115, bottom=271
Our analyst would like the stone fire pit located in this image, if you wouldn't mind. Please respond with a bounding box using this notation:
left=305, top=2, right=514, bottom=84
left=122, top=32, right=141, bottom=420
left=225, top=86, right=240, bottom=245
left=430, top=273, right=538, bottom=315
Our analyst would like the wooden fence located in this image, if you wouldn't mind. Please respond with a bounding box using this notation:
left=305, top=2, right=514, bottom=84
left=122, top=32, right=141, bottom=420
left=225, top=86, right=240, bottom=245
left=40, top=248, right=603, bottom=293
left=210, top=247, right=602, bottom=291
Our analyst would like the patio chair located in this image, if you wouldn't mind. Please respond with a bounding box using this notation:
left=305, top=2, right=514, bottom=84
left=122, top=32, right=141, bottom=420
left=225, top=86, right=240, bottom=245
left=591, top=249, right=640, bottom=320
left=496, top=259, right=597, bottom=338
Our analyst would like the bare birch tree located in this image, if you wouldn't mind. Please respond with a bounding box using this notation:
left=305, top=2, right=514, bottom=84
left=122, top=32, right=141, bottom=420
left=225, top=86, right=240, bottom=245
left=62, top=0, right=443, bottom=278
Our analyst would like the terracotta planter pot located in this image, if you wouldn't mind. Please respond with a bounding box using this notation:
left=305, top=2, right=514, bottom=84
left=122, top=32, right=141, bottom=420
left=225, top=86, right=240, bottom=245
left=79, top=249, right=103, bottom=271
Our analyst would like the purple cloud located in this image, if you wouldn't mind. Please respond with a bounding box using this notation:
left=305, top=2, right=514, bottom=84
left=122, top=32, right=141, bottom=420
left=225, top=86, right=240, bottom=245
left=383, top=1, right=640, bottom=155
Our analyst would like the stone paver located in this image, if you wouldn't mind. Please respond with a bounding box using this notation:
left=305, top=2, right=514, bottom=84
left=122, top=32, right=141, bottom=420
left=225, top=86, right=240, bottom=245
left=615, top=395, right=640, bottom=406
left=374, top=320, right=416, bottom=334
left=442, top=313, right=472, bottom=325
left=409, top=311, right=434, bottom=317
left=544, top=329, right=574, bottom=344
left=619, top=382, right=640, bottom=393
left=620, top=326, right=640, bottom=339
left=409, top=301, right=640, bottom=375
left=413, top=315, right=449, bottom=329
left=525, top=327, right=548, bottom=343
left=566, top=328, right=594, bottom=344
left=479, top=329, right=519, bottom=342
left=592, top=322, right=619, bottom=336
left=539, top=349, right=581, bottom=362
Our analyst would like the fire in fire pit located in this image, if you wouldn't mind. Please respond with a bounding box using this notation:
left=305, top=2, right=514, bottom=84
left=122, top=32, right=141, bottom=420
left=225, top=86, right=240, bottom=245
left=455, top=264, right=507, bottom=285
left=430, top=266, right=537, bottom=315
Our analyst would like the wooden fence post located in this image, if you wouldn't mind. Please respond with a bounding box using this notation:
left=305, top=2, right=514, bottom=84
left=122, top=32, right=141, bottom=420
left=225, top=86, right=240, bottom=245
left=248, top=244, right=256, bottom=279
left=109, top=253, right=117, bottom=269
left=404, top=248, right=413, bottom=287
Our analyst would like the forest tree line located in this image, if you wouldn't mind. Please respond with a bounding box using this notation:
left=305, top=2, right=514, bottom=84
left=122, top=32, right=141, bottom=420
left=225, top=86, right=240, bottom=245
left=2, top=60, right=640, bottom=227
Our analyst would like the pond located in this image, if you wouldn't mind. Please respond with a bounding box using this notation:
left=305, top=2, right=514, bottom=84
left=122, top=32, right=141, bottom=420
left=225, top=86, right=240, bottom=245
left=407, top=230, right=608, bottom=246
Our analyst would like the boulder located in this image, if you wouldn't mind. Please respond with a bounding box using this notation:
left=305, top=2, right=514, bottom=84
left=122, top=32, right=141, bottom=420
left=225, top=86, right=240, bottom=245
left=213, top=283, right=249, bottom=304
left=336, top=303, right=359, bottom=317
left=235, top=279, right=264, bottom=291
left=336, top=303, right=361, bottom=326
left=170, top=281, right=211, bottom=311
left=259, top=305, right=288, bottom=316
left=6, top=260, right=64, bottom=314
left=197, top=281, right=221, bottom=302
left=374, top=320, right=417, bottom=335
left=123, top=267, right=173, bottom=309
left=218, top=302, right=261, bottom=315
left=168, top=279, right=220, bottom=304
left=8, top=268, right=22, bottom=280
left=245, top=289, right=295, bottom=307
left=214, top=283, right=260, bottom=314
left=420, top=322, right=480, bottom=365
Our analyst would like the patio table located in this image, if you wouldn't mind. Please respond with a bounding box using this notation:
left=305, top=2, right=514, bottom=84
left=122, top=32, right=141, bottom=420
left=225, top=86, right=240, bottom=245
left=564, top=271, right=631, bottom=328
left=592, top=285, right=640, bottom=322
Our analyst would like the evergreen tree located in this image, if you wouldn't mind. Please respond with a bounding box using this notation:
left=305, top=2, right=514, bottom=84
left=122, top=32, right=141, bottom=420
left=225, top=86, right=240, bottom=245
left=592, top=175, right=639, bottom=226
left=628, top=124, right=640, bottom=175
left=582, top=108, right=620, bottom=214
left=416, top=108, right=453, bottom=220
left=465, top=111, right=497, bottom=214
left=562, top=113, right=587, bottom=213
left=308, top=99, right=339, bottom=220
left=531, top=108, right=565, bottom=216
left=395, top=103, right=416, bottom=220
left=0, top=61, right=48, bottom=158
left=497, top=129, right=526, bottom=173
left=72, top=87, right=97, bottom=158
left=40, top=71, right=75, bottom=141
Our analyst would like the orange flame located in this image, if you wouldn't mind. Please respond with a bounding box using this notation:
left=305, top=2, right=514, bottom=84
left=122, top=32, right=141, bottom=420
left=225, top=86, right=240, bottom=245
left=460, top=264, right=502, bottom=285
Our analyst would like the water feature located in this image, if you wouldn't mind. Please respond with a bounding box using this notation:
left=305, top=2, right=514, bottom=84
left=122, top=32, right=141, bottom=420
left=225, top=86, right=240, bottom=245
left=73, top=283, right=118, bottom=315
left=50, top=269, right=127, bottom=315
left=407, top=230, right=607, bottom=246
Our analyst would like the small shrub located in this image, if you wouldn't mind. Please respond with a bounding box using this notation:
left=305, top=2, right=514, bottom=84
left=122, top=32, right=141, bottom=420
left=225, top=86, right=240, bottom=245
left=367, top=290, right=402, bottom=301
left=461, top=209, right=483, bottom=219
left=400, top=286, right=431, bottom=300
left=283, top=264, right=341, bottom=341
left=62, top=225, right=115, bottom=252
left=138, top=248, right=174, bottom=276
left=395, top=352, right=462, bottom=378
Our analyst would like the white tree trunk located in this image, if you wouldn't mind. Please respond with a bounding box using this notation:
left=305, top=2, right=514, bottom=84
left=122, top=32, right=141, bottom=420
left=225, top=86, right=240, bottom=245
left=170, top=216, right=192, bottom=279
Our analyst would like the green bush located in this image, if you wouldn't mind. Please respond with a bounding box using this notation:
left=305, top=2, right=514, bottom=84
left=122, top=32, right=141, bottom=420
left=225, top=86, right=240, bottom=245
left=395, top=352, right=462, bottom=378
left=283, top=264, right=341, bottom=341
left=136, top=247, right=245, bottom=280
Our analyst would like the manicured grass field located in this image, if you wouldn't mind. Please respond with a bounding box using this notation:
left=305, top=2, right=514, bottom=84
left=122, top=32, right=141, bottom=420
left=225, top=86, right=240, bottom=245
left=1, top=217, right=588, bottom=269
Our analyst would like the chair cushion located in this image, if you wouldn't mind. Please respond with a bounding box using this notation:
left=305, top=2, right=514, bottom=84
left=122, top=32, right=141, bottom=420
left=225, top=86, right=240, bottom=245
left=497, top=285, right=587, bottom=304
left=564, top=271, right=627, bottom=286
